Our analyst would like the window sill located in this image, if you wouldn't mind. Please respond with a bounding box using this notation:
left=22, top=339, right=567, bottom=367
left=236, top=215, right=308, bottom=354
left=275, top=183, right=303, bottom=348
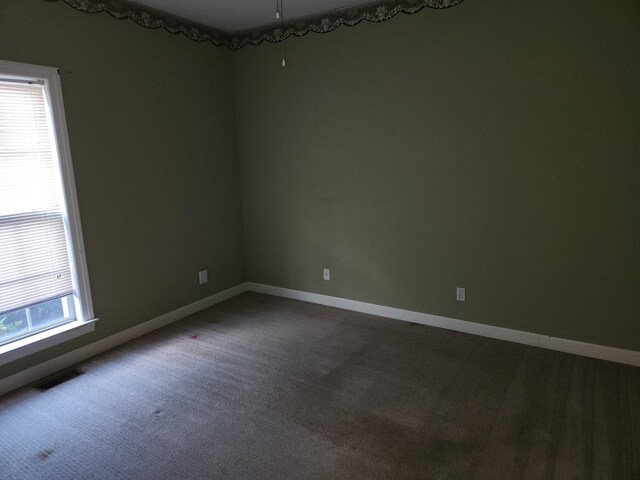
left=0, top=318, right=98, bottom=367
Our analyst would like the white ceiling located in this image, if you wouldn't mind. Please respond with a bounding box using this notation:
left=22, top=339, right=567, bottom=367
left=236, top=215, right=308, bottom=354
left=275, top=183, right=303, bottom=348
left=132, top=0, right=370, bottom=32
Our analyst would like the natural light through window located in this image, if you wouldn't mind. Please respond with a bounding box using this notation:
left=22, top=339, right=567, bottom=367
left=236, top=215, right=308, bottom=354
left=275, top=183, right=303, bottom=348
left=0, top=60, right=95, bottom=361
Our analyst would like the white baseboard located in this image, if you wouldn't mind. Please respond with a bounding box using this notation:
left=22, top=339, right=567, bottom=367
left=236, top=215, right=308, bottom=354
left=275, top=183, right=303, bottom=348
left=0, top=283, right=248, bottom=397
left=3, top=281, right=637, bottom=397
left=247, top=282, right=640, bottom=367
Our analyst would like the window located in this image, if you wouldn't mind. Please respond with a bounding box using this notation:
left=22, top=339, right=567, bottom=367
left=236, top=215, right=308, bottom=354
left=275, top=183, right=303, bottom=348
left=0, top=60, right=95, bottom=365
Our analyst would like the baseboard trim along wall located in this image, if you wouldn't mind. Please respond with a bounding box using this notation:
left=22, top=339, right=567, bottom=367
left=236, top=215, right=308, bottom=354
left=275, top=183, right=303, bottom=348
left=0, top=283, right=248, bottom=397
left=2, top=281, right=638, bottom=397
left=247, top=283, right=640, bottom=368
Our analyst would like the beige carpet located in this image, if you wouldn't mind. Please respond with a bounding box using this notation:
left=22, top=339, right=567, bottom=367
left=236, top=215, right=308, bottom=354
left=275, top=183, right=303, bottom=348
left=0, top=292, right=638, bottom=479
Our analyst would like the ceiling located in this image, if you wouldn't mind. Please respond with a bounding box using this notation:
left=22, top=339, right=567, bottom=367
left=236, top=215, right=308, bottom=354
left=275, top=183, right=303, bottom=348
left=54, top=0, right=464, bottom=49
left=132, top=0, right=370, bottom=33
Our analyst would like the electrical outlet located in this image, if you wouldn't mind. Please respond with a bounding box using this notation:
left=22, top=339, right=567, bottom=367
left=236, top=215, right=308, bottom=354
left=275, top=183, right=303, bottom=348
left=456, top=287, right=465, bottom=302
left=323, top=268, right=330, bottom=280
left=198, top=269, right=208, bottom=285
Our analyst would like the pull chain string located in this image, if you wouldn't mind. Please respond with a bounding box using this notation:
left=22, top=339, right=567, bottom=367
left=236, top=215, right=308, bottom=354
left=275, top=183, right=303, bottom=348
left=280, top=0, right=287, bottom=66
left=275, top=0, right=280, bottom=19
left=281, top=39, right=287, bottom=67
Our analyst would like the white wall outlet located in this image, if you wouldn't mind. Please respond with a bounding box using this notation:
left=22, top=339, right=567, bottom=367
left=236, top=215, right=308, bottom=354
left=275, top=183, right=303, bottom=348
left=198, top=269, right=208, bottom=285
left=323, top=268, right=330, bottom=281
left=456, top=287, right=465, bottom=302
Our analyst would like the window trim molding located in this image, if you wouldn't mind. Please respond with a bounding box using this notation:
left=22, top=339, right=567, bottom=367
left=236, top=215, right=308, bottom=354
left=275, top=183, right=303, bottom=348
left=0, top=318, right=97, bottom=367
left=0, top=59, right=96, bottom=362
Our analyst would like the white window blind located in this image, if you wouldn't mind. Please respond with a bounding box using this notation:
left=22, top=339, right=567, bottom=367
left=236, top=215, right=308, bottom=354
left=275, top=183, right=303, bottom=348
left=0, top=79, right=74, bottom=315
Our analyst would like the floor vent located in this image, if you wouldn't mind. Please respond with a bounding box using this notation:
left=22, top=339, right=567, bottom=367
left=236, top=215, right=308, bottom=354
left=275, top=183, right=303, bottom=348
left=35, top=369, right=84, bottom=392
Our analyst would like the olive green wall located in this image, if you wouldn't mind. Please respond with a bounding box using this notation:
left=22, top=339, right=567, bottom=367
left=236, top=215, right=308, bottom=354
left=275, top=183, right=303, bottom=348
left=0, top=0, right=245, bottom=379
left=233, top=0, right=640, bottom=350
left=1, top=0, right=639, bottom=383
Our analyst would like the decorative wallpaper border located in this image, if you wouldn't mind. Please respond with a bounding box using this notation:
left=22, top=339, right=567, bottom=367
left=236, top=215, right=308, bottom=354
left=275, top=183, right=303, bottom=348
left=48, top=0, right=228, bottom=46
left=49, top=0, right=466, bottom=50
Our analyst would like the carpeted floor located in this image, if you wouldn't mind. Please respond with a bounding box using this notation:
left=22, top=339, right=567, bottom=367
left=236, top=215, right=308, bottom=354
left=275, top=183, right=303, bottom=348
left=0, top=292, right=638, bottom=479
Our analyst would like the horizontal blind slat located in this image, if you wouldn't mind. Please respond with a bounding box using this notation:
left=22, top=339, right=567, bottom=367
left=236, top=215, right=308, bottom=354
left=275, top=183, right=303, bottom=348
left=0, top=79, right=74, bottom=315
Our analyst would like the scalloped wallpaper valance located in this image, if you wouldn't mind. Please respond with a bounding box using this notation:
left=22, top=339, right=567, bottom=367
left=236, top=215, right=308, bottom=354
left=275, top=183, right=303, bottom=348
left=49, top=0, right=466, bottom=50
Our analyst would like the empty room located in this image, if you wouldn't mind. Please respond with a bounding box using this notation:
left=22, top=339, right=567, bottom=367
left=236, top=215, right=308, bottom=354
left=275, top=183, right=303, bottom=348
left=0, top=0, right=638, bottom=478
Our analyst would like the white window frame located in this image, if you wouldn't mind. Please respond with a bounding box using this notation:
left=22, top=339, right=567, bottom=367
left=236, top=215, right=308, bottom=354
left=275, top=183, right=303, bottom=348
left=0, top=59, right=97, bottom=366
